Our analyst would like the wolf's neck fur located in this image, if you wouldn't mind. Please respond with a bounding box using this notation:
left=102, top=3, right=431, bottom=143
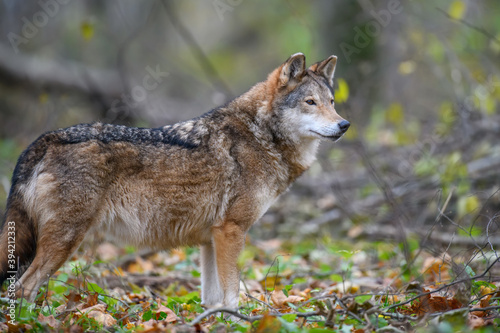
left=221, top=80, right=319, bottom=184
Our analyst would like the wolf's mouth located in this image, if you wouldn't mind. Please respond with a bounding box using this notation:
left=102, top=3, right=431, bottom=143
left=310, top=130, right=342, bottom=141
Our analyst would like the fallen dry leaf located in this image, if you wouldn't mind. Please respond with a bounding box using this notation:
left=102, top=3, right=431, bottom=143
left=421, top=255, right=451, bottom=283
left=82, top=292, right=99, bottom=309
left=285, top=295, right=305, bottom=304
left=156, top=298, right=179, bottom=323
left=255, top=313, right=281, bottom=333
left=271, top=289, right=288, bottom=308
left=82, top=304, right=117, bottom=326
left=468, top=314, right=485, bottom=329
left=67, top=324, right=84, bottom=333
left=270, top=289, right=305, bottom=308
left=37, top=313, right=59, bottom=328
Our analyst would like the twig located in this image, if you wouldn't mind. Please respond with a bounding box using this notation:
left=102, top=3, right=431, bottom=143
left=436, top=7, right=500, bottom=44
left=354, top=141, right=412, bottom=269
left=263, top=255, right=284, bottom=296
left=331, top=293, right=366, bottom=324
left=189, top=306, right=321, bottom=326
left=384, top=257, right=500, bottom=311
left=376, top=326, right=407, bottom=333
left=115, top=305, right=145, bottom=324
left=244, top=293, right=278, bottom=313
left=298, top=292, right=367, bottom=324
left=44, top=277, right=52, bottom=316
left=378, top=311, right=418, bottom=321
left=466, top=305, right=500, bottom=313
left=161, top=1, right=233, bottom=97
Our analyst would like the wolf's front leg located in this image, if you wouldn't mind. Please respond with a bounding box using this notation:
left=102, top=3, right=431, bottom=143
left=212, top=222, right=245, bottom=308
left=200, top=242, right=223, bottom=306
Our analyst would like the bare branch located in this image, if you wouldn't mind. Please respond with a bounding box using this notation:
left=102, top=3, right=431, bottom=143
left=0, top=44, right=123, bottom=97
left=436, top=7, right=500, bottom=44
left=161, top=1, right=233, bottom=98
left=189, top=306, right=320, bottom=326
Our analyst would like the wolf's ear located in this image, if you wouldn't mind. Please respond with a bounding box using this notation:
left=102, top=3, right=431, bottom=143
left=309, top=55, right=337, bottom=86
left=279, top=53, right=306, bottom=87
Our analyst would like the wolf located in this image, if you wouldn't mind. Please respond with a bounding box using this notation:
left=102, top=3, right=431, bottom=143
left=0, top=53, right=349, bottom=308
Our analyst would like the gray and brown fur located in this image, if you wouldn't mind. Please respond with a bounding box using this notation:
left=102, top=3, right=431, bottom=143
left=0, top=53, right=349, bottom=307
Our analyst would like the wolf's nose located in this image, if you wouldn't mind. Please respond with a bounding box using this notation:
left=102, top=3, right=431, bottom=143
left=339, top=120, right=350, bottom=133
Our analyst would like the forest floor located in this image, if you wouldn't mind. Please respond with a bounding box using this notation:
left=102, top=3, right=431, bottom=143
left=1, top=233, right=499, bottom=332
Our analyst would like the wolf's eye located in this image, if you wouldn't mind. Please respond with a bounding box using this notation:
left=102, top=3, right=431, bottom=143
left=305, top=99, right=316, bottom=105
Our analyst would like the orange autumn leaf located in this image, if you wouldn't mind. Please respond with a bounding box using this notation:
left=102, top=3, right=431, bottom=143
left=255, top=313, right=281, bottom=333
left=82, top=292, right=99, bottom=309
left=421, top=255, right=451, bottom=283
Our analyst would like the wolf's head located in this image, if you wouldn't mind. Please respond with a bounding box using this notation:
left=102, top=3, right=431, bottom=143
left=266, top=53, right=350, bottom=143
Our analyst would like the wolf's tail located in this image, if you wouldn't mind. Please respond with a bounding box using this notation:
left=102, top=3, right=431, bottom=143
left=0, top=198, right=38, bottom=285
left=0, top=132, right=59, bottom=286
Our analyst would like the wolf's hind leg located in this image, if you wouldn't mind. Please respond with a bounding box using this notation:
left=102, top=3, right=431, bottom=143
left=15, top=219, right=90, bottom=302
left=200, top=241, right=223, bottom=306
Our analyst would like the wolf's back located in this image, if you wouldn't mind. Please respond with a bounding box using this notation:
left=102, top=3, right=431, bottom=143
left=0, top=131, right=60, bottom=286
left=0, top=121, right=205, bottom=286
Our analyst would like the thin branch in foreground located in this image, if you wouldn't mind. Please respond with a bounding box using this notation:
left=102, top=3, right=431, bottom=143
left=244, top=293, right=279, bottom=313
left=189, top=307, right=320, bottom=326
left=384, top=256, right=500, bottom=312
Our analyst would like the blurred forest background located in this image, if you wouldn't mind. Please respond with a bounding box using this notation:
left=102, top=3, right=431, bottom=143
left=1, top=0, right=500, bottom=330
left=0, top=0, right=499, bottom=268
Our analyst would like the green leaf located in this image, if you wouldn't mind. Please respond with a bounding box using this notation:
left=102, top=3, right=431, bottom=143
left=398, top=60, right=416, bottom=75
left=281, top=313, right=297, bottom=323
left=465, top=265, right=476, bottom=277
left=142, top=310, right=153, bottom=321
left=385, top=103, right=404, bottom=126
left=354, top=294, right=372, bottom=304
left=414, top=157, right=439, bottom=177
left=439, top=101, right=455, bottom=125
left=330, top=274, right=343, bottom=282
left=293, top=277, right=307, bottom=284
left=53, top=284, right=67, bottom=294
left=87, top=282, right=104, bottom=294
left=448, top=1, right=466, bottom=20
left=56, top=273, right=69, bottom=283
left=377, top=317, right=389, bottom=328
left=457, top=195, right=481, bottom=218
left=335, top=78, right=349, bottom=103
left=283, top=284, right=293, bottom=297
left=427, top=35, right=445, bottom=63
left=234, top=323, right=251, bottom=332
left=81, top=20, right=94, bottom=41
left=99, top=295, right=117, bottom=308
left=472, top=280, right=494, bottom=288
left=158, top=311, right=167, bottom=320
